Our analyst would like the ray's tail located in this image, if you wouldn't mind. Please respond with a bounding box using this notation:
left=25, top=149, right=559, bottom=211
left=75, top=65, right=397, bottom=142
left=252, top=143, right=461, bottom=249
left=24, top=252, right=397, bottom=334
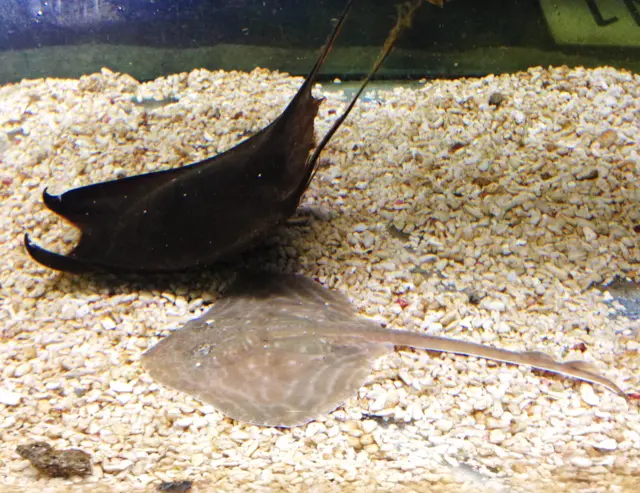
left=376, top=328, right=630, bottom=401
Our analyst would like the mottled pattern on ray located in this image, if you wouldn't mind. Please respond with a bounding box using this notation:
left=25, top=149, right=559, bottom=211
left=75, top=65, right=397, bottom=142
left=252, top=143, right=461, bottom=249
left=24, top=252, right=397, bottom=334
left=142, top=273, right=628, bottom=427
left=142, top=273, right=393, bottom=427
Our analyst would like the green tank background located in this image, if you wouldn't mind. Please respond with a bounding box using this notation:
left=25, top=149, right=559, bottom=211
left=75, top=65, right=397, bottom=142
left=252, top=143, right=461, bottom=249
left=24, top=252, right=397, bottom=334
left=0, top=0, right=638, bottom=84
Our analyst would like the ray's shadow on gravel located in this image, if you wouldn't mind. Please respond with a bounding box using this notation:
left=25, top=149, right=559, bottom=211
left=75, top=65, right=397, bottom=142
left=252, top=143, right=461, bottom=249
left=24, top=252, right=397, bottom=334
left=599, top=278, right=640, bottom=324
left=34, top=222, right=312, bottom=299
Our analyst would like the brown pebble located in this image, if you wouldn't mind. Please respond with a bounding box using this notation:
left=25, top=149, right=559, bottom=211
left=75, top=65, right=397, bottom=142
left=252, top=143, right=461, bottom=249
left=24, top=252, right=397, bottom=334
left=576, top=168, right=598, bottom=181
left=157, top=481, right=193, bottom=492
left=472, top=176, right=494, bottom=187
left=596, top=129, right=617, bottom=147
left=16, top=442, right=91, bottom=478
left=571, top=342, right=588, bottom=352
left=448, top=141, right=466, bottom=153
left=23, top=346, right=37, bottom=360
left=488, top=92, right=506, bottom=107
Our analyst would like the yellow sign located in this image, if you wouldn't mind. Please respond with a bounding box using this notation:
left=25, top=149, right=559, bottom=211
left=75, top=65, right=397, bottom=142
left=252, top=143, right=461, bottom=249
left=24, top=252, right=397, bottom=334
left=540, top=0, right=640, bottom=46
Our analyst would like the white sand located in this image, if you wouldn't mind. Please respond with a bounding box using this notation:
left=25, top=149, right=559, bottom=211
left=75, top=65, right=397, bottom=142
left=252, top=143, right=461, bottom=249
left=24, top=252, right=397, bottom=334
left=0, top=65, right=638, bottom=492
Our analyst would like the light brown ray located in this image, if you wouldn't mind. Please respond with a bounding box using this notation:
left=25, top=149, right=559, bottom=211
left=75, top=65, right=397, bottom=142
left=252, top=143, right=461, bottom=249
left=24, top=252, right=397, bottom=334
left=142, top=273, right=628, bottom=427
left=143, top=273, right=394, bottom=427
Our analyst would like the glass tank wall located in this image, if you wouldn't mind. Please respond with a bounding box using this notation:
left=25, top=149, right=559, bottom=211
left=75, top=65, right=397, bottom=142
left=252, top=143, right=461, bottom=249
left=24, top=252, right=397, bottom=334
left=1, top=2, right=639, bottom=493
left=0, top=0, right=638, bottom=84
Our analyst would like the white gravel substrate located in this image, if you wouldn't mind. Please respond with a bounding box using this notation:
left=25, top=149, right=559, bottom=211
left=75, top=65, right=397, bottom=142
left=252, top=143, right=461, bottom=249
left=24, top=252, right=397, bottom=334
left=0, top=65, right=639, bottom=493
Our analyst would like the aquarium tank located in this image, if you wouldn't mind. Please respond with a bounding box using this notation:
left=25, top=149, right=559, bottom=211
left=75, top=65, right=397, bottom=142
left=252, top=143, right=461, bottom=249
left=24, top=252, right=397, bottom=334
left=0, top=0, right=638, bottom=82
left=0, top=1, right=638, bottom=493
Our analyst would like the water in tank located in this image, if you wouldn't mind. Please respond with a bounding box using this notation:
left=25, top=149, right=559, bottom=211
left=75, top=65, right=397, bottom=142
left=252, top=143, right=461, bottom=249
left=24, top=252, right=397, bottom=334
left=0, top=1, right=638, bottom=493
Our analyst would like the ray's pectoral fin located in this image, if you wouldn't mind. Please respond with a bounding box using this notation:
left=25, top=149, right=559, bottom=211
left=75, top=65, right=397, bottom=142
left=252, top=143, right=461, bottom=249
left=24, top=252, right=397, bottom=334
left=23, top=0, right=424, bottom=273
left=39, top=166, right=186, bottom=226
left=24, top=234, right=90, bottom=274
left=23, top=0, right=357, bottom=273
left=143, top=329, right=392, bottom=428
left=23, top=164, right=194, bottom=273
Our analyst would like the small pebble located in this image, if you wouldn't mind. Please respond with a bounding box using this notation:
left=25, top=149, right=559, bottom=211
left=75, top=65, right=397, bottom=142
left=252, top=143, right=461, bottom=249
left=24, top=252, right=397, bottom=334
left=110, top=381, right=133, bottom=393
left=157, top=481, right=192, bottom=493
left=23, top=347, right=37, bottom=360
left=0, top=389, right=22, bottom=406
left=158, top=481, right=193, bottom=492
left=115, top=394, right=132, bottom=405
left=305, top=422, right=326, bottom=438
left=580, top=383, right=600, bottom=406
left=480, top=299, right=506, bottom=312
left=190, top=453, right=205, bottom=467
left=101, top=317, right=117, bottom=330
left=435, top=419, right=454, bottom=433
left=512, top=110, right=525, bottom=124
left=369, top=394, right=387, bottom=412
left=594, top=438, right=618, bottom=451
left=361, top=420, right=378, bottom=434
left=596, top=129, right=617, bottom=147
left=14, top=363, right=31, bottom=377
left=102, top=459, right=133, bottom=473
left=353, top=223, right=367, bottom=233
left=570, top=456, right=593, bottom=468
left=488, top=92, right=506, bottom=107
left=489, top=429, right=506, bottom=444
left=583, top=227, right=597, bottom=243
left=174, top=417, right=193, bottom=428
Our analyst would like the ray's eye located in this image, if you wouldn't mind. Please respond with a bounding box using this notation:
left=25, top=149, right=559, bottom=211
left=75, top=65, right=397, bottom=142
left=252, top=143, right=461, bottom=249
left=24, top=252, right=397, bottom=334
left=192, top=343, right=214, bottom=357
